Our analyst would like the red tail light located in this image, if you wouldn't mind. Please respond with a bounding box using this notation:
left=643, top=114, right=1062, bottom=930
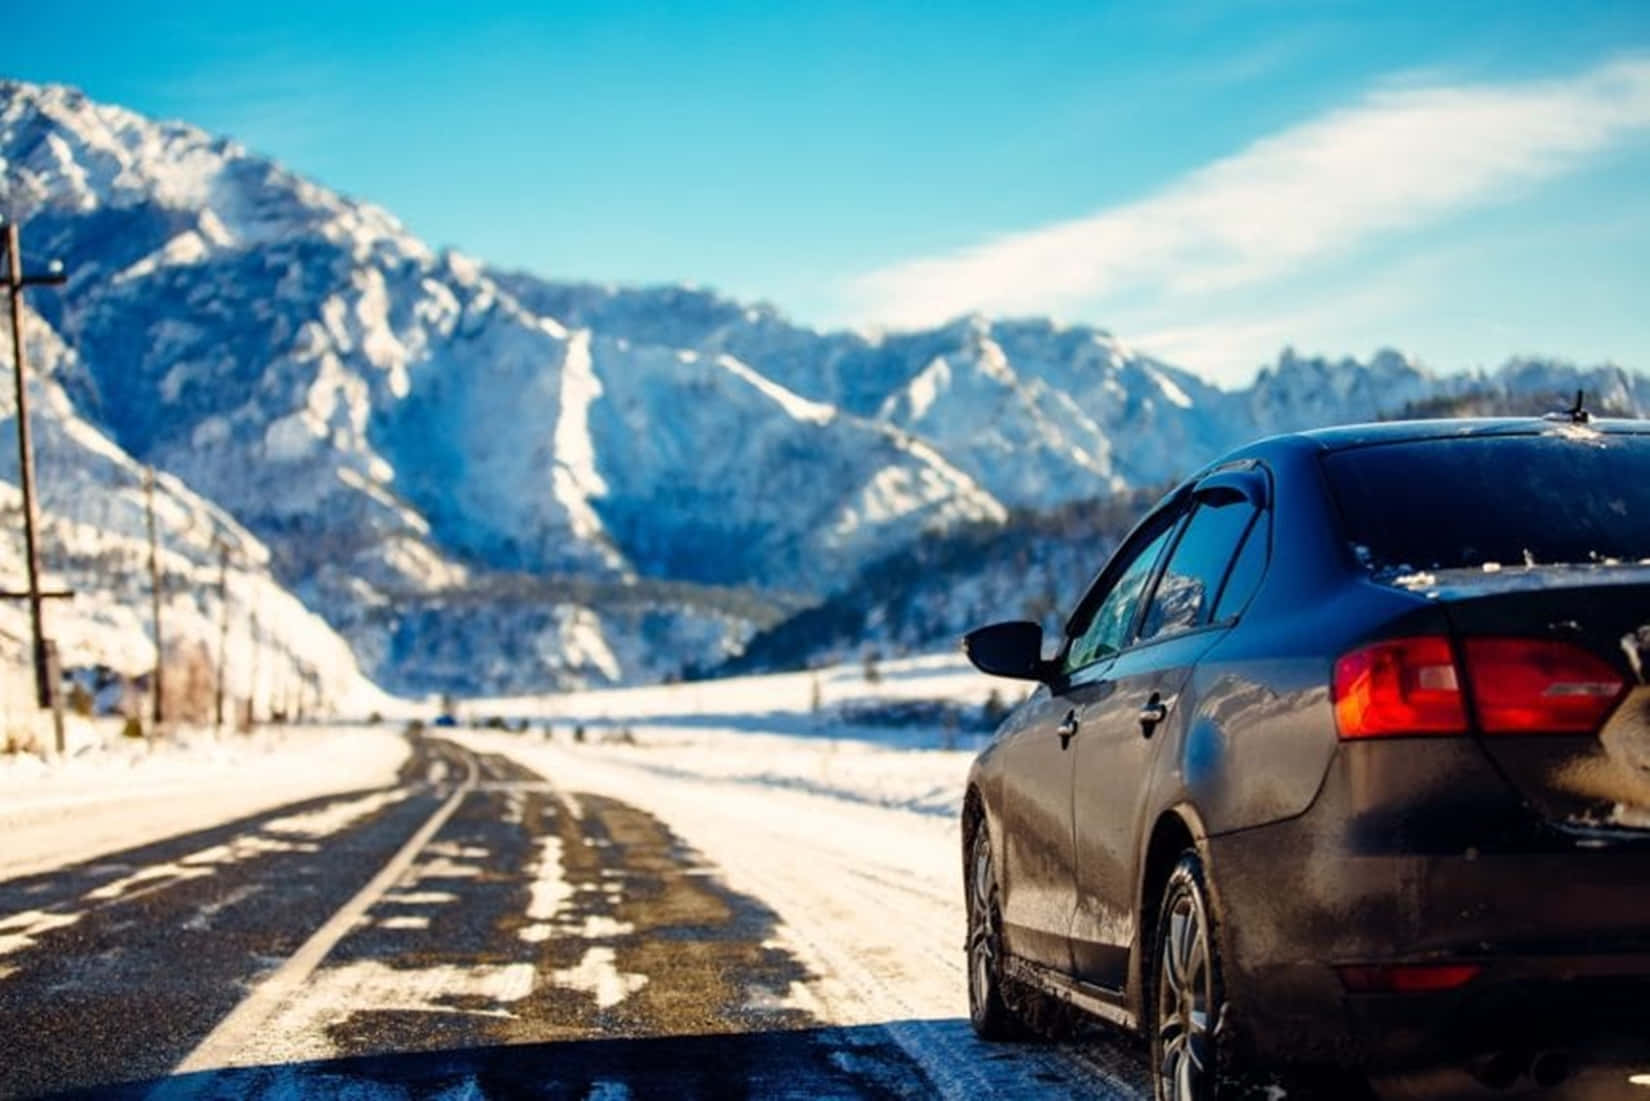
left=1334, top=637, right=1467, bottom=739
left=1462, top=638, right=1625, bottom=734
left=1335, top=635, right=1626, bottom=739
left=1338, top=963, right=1481, bottom=993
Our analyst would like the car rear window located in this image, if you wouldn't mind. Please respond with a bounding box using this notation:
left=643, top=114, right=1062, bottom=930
left=1323, top=431, right=1650, bottom=575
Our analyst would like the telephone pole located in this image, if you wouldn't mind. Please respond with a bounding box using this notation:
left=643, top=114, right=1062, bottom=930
left=246, top=581, right=261, bottom=731
left=214, top=539, right=231, bottom=733
left=2, top=221, right=68, bottom=752
left=144, top=466, right=164, bottom=729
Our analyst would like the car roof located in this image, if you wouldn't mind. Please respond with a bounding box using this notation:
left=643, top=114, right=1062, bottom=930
left=1281, top=416, right=1650, bottom=453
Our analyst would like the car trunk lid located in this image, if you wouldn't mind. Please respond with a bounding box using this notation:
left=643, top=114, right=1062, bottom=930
left=1428, top=566, right=1650, bottom=833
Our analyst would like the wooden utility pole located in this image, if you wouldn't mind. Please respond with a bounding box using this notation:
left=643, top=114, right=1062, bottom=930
left=214, top=539, right=231, bottom=733
left=2, top=221, right=68, bottom=753
left=144, top=466, right=164, bottom=729
left=246, top=580, right=261, bottom=730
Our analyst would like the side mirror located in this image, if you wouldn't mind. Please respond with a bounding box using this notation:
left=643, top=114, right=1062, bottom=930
left=963, top=621, right=1051, bottom=682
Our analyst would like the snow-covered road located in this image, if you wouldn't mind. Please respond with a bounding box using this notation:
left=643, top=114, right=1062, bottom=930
left=451, top=728, right=1151, bottom=1098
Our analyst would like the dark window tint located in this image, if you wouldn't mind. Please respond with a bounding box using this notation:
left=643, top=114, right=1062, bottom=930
left=1324, top=433, right=1650, bottom=574
left=1065, top=523, right=1176, bottom=672
left=1212, top=516, right=1267, bottom=622
left=1139, top=501, right=1256, bottom=642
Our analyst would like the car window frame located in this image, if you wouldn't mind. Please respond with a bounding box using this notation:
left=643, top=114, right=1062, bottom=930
left=1058, top=497, right=1191, bottom=676
left=1208, top=503, right=1271, bottom=626
left=1111, top=463, right=1275, bottom=657
left=1134, top=497, right=1259, bottom=645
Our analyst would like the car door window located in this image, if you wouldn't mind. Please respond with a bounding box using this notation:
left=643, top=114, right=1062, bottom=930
left=1064, top=521, right=1178, bottom=673
left=1138, top=499, right=1257, bottom=643
left=1212, top=512, right=1268, bottom=622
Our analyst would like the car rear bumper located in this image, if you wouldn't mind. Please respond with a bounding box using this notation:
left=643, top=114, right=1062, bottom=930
left=1204, top=742, right=1650, bottom=1069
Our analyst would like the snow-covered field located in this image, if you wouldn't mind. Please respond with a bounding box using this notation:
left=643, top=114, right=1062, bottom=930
left=476, top=650, right=1003, bottom=716
left=0, top=722, right=410, bottom=880
left=464, top=651, right=1028, bottom=816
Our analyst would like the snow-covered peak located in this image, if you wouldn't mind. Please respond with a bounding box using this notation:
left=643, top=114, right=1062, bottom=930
left=1, top=80, right=424, bottom=263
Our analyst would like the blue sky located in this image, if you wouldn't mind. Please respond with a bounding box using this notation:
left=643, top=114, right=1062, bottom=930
left=9, top=1, right=1650, bottom=384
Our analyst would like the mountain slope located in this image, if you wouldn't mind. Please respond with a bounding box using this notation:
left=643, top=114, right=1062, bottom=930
left=0, top=300, right=381, bottom=718
left=0, top=80, right=1004, bottom=693
left=721, top=490, right=1165, bottom=675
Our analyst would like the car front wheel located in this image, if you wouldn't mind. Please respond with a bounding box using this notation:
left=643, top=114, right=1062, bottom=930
left=966, top=823, right=1022, bottom=1040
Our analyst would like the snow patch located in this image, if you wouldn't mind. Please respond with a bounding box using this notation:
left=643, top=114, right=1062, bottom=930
left=1147, top=367, right=1194, bottom=408
left=550, top=330, right=611, bottom=541
left=263, top=411, right=323, bottom=461
left=714, top=354, right=835, bottom=425
left=902, top=357, right=951, bottom=422
left=0, top=910, right=80, bottom=959
left=551, top=946, right=648, bottom=1010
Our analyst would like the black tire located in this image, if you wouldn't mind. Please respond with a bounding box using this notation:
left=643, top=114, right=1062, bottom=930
left=966, top=821, right=1026, bottom=1040
left=1149, top=851, right=1229, bottom=1101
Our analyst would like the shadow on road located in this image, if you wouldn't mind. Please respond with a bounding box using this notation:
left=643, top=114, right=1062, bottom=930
left=60, top=1021, right=956, bottom=1099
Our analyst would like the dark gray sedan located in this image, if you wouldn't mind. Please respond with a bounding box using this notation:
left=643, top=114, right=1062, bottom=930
left=962, top=417, right=1650, bottom=1100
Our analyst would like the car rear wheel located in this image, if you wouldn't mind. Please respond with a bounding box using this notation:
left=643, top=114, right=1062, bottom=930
left=1151, top=851, right=1225, bottom=1101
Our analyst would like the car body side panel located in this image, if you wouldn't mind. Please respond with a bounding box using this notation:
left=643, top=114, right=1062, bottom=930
left=982, top=683, right=1079, bottom=970
left=1070, top=628, right=1223, bottom=989
left=1178, top=587, right=1443, bottom=834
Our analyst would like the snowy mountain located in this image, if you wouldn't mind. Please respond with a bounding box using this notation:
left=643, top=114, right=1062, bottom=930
left=0, top=81, right=1001, bottom=694
left=2, top=79, right=1645, bottom=694
left=491, top=278, right=1650, bottom=511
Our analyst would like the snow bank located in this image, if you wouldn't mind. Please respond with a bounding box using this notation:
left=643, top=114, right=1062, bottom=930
left=0, top=723, right=410, bottom=880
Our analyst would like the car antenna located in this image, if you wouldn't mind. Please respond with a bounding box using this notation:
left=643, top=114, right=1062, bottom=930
left=1543, top=389, right=1589, bottom=425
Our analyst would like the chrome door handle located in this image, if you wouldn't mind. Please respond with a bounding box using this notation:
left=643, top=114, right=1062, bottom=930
left=1139, top=696, right=1169, bottom=736
left=1057, top=711, right=1078, bottom=748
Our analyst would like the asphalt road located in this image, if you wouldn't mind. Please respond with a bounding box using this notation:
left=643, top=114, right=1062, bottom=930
left=0, top=736, right=1079, bottom=1099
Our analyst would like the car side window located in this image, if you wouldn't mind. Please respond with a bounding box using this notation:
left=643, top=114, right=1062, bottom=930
left=1064, top=521, right=1177, bottom=673
left=1137, top=499, right=1257, bottom=643
left=1212, top=512, right=1268, bottom=623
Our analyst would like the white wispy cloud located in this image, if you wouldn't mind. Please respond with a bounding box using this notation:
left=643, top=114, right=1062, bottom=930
left=843, top=55, right=1650, bottom=330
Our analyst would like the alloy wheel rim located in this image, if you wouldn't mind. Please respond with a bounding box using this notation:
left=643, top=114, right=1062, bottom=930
left=968, top=837, right=997, bottom=1021
left=1157, top=893, right=1212, bottom=1101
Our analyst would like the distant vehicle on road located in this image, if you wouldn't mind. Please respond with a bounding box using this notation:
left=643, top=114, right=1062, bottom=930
left=432, top=714, right=458, bottom=728
left=962, top=416, right=1650, bottom=1100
